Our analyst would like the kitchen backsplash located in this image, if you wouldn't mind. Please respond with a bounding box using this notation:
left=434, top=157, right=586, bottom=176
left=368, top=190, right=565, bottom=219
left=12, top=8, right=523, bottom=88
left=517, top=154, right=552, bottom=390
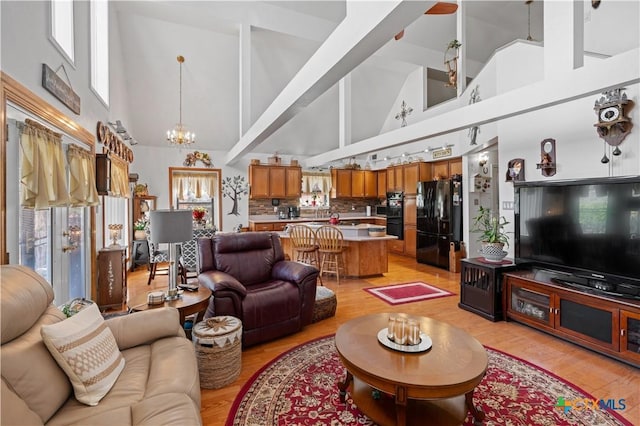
left=249, top=197, right=383, bottom=216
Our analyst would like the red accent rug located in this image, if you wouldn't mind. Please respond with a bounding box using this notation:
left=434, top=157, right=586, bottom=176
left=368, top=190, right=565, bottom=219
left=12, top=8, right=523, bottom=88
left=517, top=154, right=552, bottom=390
left=225, top=335, right=632, bottom=426
left=364, top=281, right=454, bottom=305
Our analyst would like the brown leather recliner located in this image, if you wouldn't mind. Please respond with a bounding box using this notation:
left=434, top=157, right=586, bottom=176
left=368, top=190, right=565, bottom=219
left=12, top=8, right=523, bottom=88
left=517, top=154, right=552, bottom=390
left=197, top=232, right=319, bottom=347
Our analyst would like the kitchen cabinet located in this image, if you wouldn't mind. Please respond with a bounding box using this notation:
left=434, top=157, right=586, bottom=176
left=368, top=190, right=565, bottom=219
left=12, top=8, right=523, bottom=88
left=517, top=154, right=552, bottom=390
left=404, top=226, right=417, bottom=257
left=249, top=165, right=301, bottom=199
left=385, top=163, right=430, bottom=194
left=97, top=247, right=127, bottom=310
left=377, top=171, right=387, bottom=198
left=351, top=171, right=365, bottom=197
left=364, top=171, right=377, bottom=198
left=331, top=169, right=353, bottom=198
left=432, top=161, right=450, bottom=180
left=449, top=158, right=462, bottom=176
left=403, top=163, right=431, bottom=195
left=270, top=167, right=286, bottom=197
left=504, top=271, right=640, bottom=367
left=285, top=167, right=302, bottom=197
left=330, top=169, right=377, bottom=199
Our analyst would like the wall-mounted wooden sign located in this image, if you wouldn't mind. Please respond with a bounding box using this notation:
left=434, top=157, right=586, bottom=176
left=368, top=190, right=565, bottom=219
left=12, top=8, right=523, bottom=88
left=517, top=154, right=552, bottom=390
left=42, top=63, right=80, bottom=114
left=432, top=147, right=452, bottom=159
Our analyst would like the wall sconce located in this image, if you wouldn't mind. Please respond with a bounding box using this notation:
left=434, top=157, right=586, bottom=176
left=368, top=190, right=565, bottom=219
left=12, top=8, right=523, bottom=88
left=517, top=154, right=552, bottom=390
left=478, top=153, right=488, bottom=167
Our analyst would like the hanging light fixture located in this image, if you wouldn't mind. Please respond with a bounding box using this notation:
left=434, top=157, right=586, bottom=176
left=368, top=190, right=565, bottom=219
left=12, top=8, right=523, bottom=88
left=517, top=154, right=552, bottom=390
left=166, top=55, right=195, bottom=146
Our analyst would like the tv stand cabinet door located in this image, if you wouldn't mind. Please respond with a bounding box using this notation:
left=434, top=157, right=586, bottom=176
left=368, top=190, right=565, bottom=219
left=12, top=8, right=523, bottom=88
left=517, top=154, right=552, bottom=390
left=620, top=310, right=640, bottom=365
left=554, top=292, right=619, bottom=352
left=505, top=277, right=554, bottom=328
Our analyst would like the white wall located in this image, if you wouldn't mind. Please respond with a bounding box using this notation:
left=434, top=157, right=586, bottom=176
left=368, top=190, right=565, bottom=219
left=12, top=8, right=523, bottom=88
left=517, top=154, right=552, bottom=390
left=130, top=146, right=248, bottom=233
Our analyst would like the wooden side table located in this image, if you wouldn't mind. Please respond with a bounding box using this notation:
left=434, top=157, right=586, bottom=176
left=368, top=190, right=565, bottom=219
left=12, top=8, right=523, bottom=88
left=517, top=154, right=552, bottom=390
left=458, top=257, right=517, bottom=321
left=128, top=286, right=212, bottom=325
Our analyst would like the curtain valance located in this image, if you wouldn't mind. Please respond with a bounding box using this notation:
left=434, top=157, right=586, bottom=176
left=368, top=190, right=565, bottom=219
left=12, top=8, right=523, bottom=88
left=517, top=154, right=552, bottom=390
left=20, top=119, right=70, bottom=209
left=109, top=154, right=130, bottom=198
left=68, top=145, right=99, bottom=206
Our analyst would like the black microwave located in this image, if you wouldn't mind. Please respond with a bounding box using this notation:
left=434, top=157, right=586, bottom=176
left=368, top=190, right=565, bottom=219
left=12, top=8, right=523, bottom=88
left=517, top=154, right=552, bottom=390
left=375, top=205, right=386, bottom=216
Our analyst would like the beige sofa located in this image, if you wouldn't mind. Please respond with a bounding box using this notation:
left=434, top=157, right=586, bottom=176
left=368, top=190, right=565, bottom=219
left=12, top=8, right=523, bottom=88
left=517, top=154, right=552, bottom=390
left=1, top=265, right=202, bottom=425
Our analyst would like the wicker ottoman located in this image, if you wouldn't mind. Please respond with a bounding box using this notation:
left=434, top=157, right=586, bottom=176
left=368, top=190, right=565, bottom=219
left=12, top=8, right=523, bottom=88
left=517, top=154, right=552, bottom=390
left=192, top=316, right=242, bottom=389
left=312, top=286, right=337, bottom=323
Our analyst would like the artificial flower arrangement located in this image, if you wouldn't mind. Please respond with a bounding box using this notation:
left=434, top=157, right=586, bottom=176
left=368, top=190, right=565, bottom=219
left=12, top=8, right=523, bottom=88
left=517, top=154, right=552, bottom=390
left=184, top=151, right=213, bottom=167
left=192, top=207, right=207, bottom=222
left=134, top=218, right=148, bottom=231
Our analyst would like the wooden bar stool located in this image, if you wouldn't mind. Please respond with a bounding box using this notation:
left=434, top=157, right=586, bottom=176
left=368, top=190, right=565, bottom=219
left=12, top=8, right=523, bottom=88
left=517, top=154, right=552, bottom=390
left=290, top=225, right=322, bottom=285
left=316, top=225, right=345, bottom=285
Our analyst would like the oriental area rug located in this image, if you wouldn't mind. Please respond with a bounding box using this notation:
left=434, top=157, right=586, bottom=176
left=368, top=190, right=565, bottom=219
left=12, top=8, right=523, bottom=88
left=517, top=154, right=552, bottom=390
left=225, top=336, right=631, bottom=426
left=364, top=281, right=454, bottom=305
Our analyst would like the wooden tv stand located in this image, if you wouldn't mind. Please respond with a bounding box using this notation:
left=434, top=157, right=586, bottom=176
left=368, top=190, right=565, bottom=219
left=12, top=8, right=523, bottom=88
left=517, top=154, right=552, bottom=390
left=503, top=270, right=640, bottom=368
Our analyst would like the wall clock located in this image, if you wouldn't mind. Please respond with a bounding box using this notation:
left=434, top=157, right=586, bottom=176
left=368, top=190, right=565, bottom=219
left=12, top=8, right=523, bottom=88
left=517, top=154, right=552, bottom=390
left=594, top=88, right=633, bottom=155
left=536, top=139, right=556, bottom=177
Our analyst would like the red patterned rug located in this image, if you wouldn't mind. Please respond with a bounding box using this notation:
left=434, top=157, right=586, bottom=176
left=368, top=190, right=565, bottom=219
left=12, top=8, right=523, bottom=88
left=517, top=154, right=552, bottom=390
left=363, top=281, right=454, bottom=305
left=225, top=335, right=632, bottom=426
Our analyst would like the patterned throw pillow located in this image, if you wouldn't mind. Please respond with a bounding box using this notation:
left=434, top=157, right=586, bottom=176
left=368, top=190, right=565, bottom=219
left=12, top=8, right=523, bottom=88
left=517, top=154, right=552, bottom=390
left=41, top=303, right=125, bottom=406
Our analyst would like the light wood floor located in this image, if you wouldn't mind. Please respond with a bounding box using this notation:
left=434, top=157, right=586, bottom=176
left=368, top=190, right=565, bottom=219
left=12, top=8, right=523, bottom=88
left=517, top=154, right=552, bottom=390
left=126, top=255, right=639, bottom=425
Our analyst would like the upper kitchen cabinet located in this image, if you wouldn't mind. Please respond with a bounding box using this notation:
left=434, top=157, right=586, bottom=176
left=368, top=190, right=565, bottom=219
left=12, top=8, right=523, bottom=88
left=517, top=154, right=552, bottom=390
left=432, top=158, right=463, bottom=180
left=386, top=166, right=404, bottom=192
left=403, top=163, right=431, bottom=195
left=364, top=171, right=377, bottom=198
left=330, top=169, right=377, bottom=198
left=377, top=170, right=387, bottom=198
left=386, top=163, right=430, bottom=194
left=249, top=164, right=301, bottom=199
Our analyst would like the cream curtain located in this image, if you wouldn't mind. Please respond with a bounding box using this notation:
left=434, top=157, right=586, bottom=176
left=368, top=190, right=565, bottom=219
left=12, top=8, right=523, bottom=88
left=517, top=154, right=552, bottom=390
left=67, top=145, right=99, bottom=206
left=20, top=119, right=70, bottom=209
left=302, top=173, right=331, bottom=194
left=109, top=155, right=130, bottom=198
left=173, top=173, right=216, bottom=201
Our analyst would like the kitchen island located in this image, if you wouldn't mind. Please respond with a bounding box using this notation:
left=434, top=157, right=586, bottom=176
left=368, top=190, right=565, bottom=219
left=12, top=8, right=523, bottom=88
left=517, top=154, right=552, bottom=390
left=278, top=223, right=396, bottom=278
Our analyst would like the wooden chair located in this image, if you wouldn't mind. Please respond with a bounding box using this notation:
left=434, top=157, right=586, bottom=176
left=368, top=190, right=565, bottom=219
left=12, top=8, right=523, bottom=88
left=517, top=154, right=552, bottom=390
left=315, top=225, right=345, bottom=284
left=290, top=225, right=322, bottom=285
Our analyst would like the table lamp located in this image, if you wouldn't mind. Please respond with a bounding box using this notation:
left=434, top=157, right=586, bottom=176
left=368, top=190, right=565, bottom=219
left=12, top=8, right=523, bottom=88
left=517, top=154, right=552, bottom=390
left=149, top=209, right=193, bottom=300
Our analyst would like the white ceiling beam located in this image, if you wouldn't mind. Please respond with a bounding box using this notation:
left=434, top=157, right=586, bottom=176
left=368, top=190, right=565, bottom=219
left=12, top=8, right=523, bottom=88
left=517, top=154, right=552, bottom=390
left=305, top=48, right=640, bottom=167
left=224, top=0, right=435, bottom=165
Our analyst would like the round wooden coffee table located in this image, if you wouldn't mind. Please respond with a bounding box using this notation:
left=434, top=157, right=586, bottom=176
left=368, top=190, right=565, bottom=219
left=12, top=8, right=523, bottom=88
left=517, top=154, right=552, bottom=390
left=335, top=313, right=487, bottom=426
left=128, top=285, right=212, bottom=325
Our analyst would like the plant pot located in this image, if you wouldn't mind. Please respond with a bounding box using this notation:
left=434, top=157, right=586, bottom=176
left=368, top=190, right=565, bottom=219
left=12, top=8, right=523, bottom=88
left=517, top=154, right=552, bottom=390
left=481, top=242, right=506, bottom=262
left=134, top=230, right=147, bottom=240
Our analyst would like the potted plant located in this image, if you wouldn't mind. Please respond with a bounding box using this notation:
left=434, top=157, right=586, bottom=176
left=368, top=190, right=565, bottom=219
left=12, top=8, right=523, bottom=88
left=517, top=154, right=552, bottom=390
left=133, top=218, right=148, bottom=240
left=471, top=206, right=510, bottom=261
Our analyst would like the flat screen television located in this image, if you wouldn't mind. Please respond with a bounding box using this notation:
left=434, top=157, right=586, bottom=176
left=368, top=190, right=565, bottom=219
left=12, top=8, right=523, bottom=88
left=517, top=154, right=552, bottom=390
left=514, top=176, right=640, bottom=296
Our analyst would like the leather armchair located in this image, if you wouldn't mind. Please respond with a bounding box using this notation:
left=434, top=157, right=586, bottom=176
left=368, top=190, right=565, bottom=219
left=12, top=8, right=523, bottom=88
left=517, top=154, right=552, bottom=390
left=197, top=232, right=319, bottom=347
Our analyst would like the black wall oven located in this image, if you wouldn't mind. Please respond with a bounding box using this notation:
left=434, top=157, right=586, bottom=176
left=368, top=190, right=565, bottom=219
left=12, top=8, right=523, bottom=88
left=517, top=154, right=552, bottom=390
left=386, top=192, right=404, bottom=240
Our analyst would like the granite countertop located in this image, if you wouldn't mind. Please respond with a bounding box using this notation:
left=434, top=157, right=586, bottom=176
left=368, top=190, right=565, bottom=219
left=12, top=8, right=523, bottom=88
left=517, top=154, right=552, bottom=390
left=249, top=214, right=386, bottom=224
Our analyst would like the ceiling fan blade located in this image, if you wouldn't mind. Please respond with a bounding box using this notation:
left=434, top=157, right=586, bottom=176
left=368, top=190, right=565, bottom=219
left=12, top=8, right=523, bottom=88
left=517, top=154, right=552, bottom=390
left=425, top=2, right=458, bottom=15
left=394, top=30, right=405, bottom=41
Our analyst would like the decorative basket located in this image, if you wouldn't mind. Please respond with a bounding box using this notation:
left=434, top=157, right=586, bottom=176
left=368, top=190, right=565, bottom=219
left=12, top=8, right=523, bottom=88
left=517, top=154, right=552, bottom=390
left=192, top=316, right=242, bottom=389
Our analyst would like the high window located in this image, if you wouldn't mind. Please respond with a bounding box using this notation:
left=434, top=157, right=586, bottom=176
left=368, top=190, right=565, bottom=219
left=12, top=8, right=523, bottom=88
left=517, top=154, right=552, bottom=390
left=50, top=0, right=75, bottom=65
left=90, top=0, right=110, bottom=106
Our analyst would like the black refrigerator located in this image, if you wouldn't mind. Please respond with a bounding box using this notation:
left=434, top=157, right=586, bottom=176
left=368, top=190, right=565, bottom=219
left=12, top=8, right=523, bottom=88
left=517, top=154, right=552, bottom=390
left=416, top=177, right=463, bottom=269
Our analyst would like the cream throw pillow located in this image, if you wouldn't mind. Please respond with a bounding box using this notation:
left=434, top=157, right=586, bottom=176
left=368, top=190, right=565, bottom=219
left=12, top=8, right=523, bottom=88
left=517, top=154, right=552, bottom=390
left=41, top=303, right=125, bottom=406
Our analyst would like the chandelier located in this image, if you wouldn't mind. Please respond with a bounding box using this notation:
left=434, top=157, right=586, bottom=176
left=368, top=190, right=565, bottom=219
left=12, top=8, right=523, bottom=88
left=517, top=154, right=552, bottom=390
left=166, top=55, right=195, bottom=146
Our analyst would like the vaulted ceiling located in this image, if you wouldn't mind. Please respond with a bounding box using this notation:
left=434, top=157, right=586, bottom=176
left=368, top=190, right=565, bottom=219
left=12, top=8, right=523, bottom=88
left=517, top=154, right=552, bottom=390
left=113, top=1, right=546, bottom=163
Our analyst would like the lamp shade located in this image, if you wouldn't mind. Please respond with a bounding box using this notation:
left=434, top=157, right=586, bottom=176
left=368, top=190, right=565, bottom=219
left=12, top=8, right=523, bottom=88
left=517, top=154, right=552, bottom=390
left=149, top=209, right=193, bottom=243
